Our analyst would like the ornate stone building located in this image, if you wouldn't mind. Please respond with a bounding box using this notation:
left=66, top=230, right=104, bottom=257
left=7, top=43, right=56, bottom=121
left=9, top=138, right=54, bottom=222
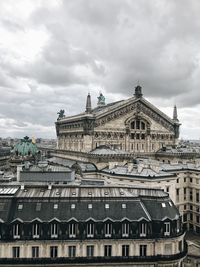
left=56, top=86, right=180, bottom=153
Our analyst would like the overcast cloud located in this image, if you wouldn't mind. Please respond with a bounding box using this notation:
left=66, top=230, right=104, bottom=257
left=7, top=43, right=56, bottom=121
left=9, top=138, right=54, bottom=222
left=0, top=0, right=200, bottom=139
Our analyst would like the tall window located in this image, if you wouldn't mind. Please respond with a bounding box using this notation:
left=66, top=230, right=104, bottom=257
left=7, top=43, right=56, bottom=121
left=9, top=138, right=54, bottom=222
left=131, top=120, right=146, bottom=130
left=50, top=246, right=58, bottom=258
left=104, top=245, right=112, bottom=257
left=164, top=222, right=170, bottom=236
left=32, top=223, right=40, bottom=238
left=51, top=223, right=58, bottom=238
left=87, top=223, right=94, bottom=238
left=68, top=246, right=76, bottom=258
left=122, top=245, right=129, bottom=257
left=105, top=222, right=112, bottom=237
left=87, top=245, right=94, bottom=257
left=32, top=246, right=39, bottom=258
left=69, top=223, right=76, bottom=238
left=140, top=223, right=147, bottom=237
left=122, top=222, right=129, bottom=237
left=140, top=245, right=147, bottom=256
left=12, top=247, right=20, bottom=258
left=196, top=191, right=199, bottom=202
left=190, top=189, right=193, bottom=201
left=13, top=224, right=20, bottom=239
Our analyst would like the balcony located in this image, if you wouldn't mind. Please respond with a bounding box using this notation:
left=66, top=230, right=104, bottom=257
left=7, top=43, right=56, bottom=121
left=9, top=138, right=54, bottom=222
left=0, top=242, right=187, bottom=265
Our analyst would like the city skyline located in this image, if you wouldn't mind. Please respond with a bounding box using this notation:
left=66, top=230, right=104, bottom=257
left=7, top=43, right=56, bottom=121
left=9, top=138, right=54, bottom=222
left=0, top=0, right=200, bottom=139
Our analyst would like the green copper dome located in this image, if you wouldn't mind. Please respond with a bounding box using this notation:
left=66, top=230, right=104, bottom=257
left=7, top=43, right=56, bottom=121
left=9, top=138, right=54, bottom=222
left=14, top=136, right=38, bottom=157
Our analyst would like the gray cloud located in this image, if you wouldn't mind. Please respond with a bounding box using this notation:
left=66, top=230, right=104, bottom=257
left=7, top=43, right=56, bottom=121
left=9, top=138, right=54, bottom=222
left=0, top=0, right=199, bottom=138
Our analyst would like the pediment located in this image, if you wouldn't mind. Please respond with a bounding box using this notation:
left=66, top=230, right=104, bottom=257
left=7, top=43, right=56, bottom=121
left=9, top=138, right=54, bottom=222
left=94, top=97, right=175, bottom=132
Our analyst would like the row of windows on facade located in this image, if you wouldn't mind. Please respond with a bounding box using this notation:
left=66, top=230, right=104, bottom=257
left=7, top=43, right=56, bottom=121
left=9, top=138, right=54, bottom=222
left=176, top=188, right=200, bottom=202
left=12, top=221, right=174, bottom=239
left=183, top=204, right=200, bottom=213
left=183, top=212, right=200, bottom=224
left=12, top=244, right=148, bottom=259
left=176, top=177, right=200, bottom=184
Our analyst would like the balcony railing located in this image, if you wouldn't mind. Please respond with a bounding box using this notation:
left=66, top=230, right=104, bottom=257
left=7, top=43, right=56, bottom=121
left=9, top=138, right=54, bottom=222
left=0, top=243, right=187, bottom=265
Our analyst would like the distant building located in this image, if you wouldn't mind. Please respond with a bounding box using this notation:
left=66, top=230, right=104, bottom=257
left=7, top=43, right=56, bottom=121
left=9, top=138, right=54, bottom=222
left=17, top=161, right=75, bottom=183
left=10, top=136, right=40, bottom=172
left=0, top=147, right=10, bottom=170
left=56, top=86, right=180, bottom=153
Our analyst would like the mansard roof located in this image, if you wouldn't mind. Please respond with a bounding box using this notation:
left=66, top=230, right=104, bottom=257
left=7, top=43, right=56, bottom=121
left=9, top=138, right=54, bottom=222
left=0, top=185, right=180, bottom=224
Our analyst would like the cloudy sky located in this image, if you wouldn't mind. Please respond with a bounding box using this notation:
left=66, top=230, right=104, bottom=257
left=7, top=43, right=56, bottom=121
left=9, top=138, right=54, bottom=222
left=0, top=0, right=200, bottom=139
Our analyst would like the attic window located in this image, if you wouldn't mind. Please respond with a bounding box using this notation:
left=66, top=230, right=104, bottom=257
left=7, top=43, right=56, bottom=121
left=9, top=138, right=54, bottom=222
left=18, top=204, right=23, bottom=210
left=54, top=204, right=58, bottom=209
left=122, top=203, right=126, bottom=209
left=71, top=204, right=76, bottom=209
left=88, top=204, right=92, bottom=209
left=161, top=203, right=166, bottom=208
left=36, top=203, right=41, bottom=211
left=169, top=201, right=173, bottom=207
left=105, top=204, right=109, bottom=209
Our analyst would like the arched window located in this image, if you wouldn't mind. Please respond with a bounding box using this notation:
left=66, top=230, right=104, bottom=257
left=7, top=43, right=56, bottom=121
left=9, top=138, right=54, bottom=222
left=130, top=119, right=146, bottom=130
left=131, top=121, right=135, bottom=129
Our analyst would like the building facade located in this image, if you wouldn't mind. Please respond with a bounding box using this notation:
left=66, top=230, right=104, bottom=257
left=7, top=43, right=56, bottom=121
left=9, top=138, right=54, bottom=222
left=55, top=86, right=180, bottom=153
left=0, top=185, right=186, bottom=266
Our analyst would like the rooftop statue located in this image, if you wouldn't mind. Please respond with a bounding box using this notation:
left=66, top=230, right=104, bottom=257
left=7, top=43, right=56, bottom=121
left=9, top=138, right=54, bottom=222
left=97, top=92, right=105, bottom=106
left=57, top=109, right=65, bottom=120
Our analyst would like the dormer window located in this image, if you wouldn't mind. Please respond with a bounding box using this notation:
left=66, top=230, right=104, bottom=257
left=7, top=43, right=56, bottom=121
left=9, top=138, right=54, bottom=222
left=164, top=222, right=170, bottom=236
left=32, top=223, right=40, bottom=238
left=13, top=224, right=20, bottom=239
left=140, top=223, right=147, bottom=237
left=87, top=223, right=94, bottom=238
left=69, top=223, right=76, bottom=238
left=122, top=222, right=129, bottom=237
left=51, top=223, right=58, bottom=238
left=105, top=222, right=112, bottom=238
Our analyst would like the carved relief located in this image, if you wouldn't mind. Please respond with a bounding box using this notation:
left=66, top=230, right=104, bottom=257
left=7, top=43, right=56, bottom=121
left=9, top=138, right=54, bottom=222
left=95, top=101, right=174, bottom=133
